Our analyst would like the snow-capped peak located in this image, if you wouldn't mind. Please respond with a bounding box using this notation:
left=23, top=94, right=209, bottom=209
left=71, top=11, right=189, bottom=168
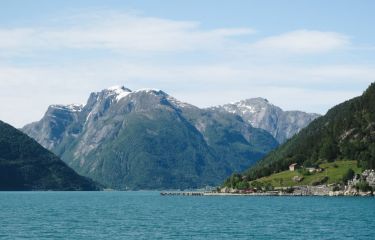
left=107, top=85, right=128, bottom=91
left=106, top=85, right=132, bottom=101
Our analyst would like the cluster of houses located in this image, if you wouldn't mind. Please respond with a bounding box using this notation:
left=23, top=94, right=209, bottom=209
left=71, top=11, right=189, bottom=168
left=217, top=162, right=375, bottom=196
left=289, top=163, right=323, bottom=173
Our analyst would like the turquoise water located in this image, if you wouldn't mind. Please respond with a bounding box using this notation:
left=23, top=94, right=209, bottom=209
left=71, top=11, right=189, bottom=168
left=0, top=192, right=374, bottom=239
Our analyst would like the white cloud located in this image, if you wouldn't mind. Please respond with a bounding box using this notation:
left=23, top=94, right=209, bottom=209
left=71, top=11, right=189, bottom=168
left=0, top=61, right=374, bottom=127
left=0, top=11, right=371, bottom=128
left=252, top=30, right=349, bottom=54
left=0, top=13, right=255, bottom=53
left=0, top=13, right=349, bottom=56
left=0, top=29, right=36, bottom=49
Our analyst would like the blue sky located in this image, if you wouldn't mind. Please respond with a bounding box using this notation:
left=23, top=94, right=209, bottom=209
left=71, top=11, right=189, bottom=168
left=1, top=0, right=375, bottom=127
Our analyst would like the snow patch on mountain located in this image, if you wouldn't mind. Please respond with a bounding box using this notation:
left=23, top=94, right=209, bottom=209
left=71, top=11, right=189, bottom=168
left=133, top=88, right=164, bottom=95
left=166, top=96, right=194, bottom=109
left=50, top=104, right=83, bottom=112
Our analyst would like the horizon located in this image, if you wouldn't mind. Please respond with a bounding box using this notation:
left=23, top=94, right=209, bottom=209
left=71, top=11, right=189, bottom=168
left=1, top=0, right=375, bottom=127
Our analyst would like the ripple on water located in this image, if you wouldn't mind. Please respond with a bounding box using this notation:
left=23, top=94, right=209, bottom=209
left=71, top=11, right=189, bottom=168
left=0, top=192, right=374, bottom=240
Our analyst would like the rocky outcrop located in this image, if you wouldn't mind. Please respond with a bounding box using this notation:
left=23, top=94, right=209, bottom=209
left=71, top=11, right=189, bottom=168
left=362, top=169, right=375, bottom=187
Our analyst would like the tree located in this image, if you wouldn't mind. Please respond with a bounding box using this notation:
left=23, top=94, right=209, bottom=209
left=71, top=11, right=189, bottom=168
left=342, top=168, right=355, bottom=184
left=224, top=173, right=242, bottom=188
left=319, top=138, right=338, bottom=161
left=250, top=180, right=263, bottom=190
left=355, top=180, right=372, bottom=192
left=265, top=183, right=274, bottom=191
left=236, top=181, right=249, bottom=190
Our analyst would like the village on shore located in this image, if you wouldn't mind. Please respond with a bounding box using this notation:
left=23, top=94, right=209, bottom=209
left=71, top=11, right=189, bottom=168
left=215, top=163, right=375, bottom=196
left=161, top=163, right=375, bottom=197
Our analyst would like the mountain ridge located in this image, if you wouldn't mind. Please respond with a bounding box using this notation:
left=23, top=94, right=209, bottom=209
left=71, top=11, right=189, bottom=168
left=23, top=86, right=278, bottom=189
left=211, top=97, right=320, bottom=143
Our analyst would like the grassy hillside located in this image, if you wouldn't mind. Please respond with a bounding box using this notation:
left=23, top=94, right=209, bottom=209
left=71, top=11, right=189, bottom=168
left=253, top=160, right=362, bottom=187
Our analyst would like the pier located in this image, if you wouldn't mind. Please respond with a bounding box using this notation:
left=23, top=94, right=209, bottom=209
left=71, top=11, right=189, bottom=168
left=160, top=192, right=204, bottom=196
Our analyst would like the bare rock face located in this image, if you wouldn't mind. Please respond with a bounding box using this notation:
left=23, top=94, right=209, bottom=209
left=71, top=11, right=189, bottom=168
left=22, top=86, right=278, bottom=190
left=212, top=98, right=320, bottom=143
left=22, top=104, right=83, bottom=150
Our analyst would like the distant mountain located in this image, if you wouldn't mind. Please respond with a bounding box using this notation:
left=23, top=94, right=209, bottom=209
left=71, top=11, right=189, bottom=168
left=0, top=120, right=99, bottom=190
left=23, top=86, right=278, bottom=190
left=213, top=98, right=320, bottom=143
left=243, top=82, right=375, bottom=181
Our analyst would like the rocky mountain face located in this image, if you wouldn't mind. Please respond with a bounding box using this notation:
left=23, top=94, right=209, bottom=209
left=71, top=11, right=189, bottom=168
left=23, top=86, right=278, bottom=190
left=213, top=98, right=320, bottom=143
left=0, top=120, right=99, bottom=190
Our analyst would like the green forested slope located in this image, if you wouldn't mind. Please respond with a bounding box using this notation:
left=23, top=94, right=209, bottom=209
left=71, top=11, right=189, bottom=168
left=242, top=82, right=375, bottom=181
left=0, top=120, right=99, bottom=190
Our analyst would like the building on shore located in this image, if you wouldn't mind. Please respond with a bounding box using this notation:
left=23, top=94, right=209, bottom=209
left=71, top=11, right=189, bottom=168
left=289, top=163, right=298, bottom=171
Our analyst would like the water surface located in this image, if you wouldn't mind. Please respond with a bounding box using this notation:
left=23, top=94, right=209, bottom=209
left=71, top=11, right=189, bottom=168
left=0, top=191, right=374, bottom=239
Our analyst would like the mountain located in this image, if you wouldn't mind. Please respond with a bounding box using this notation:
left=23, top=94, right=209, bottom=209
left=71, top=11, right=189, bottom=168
left=242, top=82, right=375, bottom=181
left=0, top=120, right=99, bottom=190
left=212, top=98, right=320, bottom=143
left=23, top=86, right=278, bottom=190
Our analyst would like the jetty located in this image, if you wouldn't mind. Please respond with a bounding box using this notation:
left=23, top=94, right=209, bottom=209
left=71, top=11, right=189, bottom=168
left=160, top=192, right=204, bottom=196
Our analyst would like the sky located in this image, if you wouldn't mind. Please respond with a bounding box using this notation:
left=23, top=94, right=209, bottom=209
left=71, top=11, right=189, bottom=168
left=1, top=0, right=375, bottom=127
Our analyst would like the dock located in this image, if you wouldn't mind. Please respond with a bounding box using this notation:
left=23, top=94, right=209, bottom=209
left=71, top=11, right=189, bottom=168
left=160, top=191, right=205, bottom=196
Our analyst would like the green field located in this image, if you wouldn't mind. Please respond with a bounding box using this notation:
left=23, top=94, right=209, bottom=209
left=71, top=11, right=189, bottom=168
left=253, top=160, right=362, bottom=187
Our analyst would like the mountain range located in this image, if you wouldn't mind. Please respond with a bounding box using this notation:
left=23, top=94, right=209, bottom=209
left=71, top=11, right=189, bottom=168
left=213, top=98, right=320, bottom=143
left=0, top=120, right=99, bottom=190
left=22, top=86, right=317, bottom=189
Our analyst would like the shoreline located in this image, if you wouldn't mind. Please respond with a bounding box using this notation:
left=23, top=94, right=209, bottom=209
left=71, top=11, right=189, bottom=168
left=160, top=190, right=374, bottom=197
